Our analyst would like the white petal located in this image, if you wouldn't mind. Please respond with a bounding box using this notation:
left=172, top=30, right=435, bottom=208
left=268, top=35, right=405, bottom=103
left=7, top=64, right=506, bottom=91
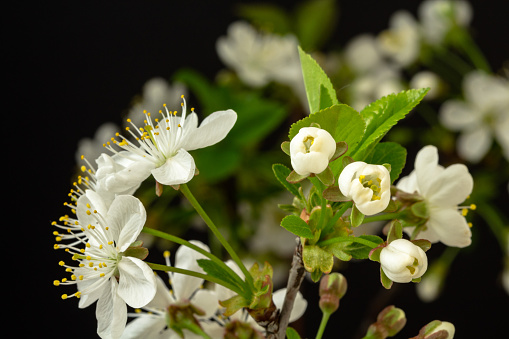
left=117, top=257, right=157, bottom=308
left=396, top=170, right=418, bottom=194
left=120, top=314, right=167, bottom=339
left=106, top=195, right=146, bottom=252
left=414, top=145, right=444, bottom=197
left=427, top=207, right=472, bottom=247
left=272, top=288, right=307, bottom=323
left=172, top=241, right=211, bottom=300
left=182, top=110, right=237, bottom=151
left=96, top=278, right=127, bottom=339
left=77, top=190, right=109, bottom=228
left=457, top=126, right=492, bottom=163
left=143, top=275, right=173, bottom=310
left=338, top=161, right=367, bottom=197
left=426, top=164, right=473, bottom=207
left=151, top=149, right=196, bottom=186
left=193, top=289, right=220, bottom=319
left=439, top=100, right=479, bottom=131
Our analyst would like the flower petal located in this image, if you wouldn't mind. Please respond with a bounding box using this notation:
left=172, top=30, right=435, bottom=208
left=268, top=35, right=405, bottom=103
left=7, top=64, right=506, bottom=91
left=151, top=149, right=196, bottom=186
left=193, top=289, right=220, bottom=319
left=272, top=288, right=307, bottom=323
left=338, top=161, right=367, bottom=197
left=426, top=163, right=473, bottom=207
left=120, top=314, right=167, bottom=339
left=439, top=100, right=479, bottom=131
left=182, top=110, right=237, bottom=151
left=427, top=207, right=472, bottom=247
left=117, top=257, right=157, bottom=308
left=172, top=241, right=211, bottom=301
left=457, top=126, right=492, bottom=163
left=106, top=195, right=146, bottom=252
left=414, top=145, right=444, bottom=197
left=96, top=278, right=127, bottom=339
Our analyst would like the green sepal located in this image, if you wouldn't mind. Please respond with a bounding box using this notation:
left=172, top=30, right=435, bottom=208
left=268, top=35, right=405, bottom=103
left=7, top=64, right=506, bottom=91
left=322, top=186, right=350, bottom=202
left=123, top=245, right=149, bottom=261
left=410, top=239, right=432, bottom=252
left=412, top=277, right=422, bottom=283
left=330, top=141, right=348, bottom=162
left=386, top=220, right=403, bottom=244
left=286, top=170, right=308, bottom=184
left=411, top=201, right=430, bottom=219
left=281, top=215, right=314, bottom=239
left=368, top=243, right=385, bottom=263
left=342, top=156, right=354, bottom=168
left=315, top=165, right=335, bottom=186
left=350, top=204, right=364, bottom=227
left=272, top=163, right=301, bottom=196
left=281, top=141, right=290, bottom=155
left=382, top=163, right=392, bottom=173
left=380, top=267, right=393, bottom=289
left=219, top=295, right=250, bottom=317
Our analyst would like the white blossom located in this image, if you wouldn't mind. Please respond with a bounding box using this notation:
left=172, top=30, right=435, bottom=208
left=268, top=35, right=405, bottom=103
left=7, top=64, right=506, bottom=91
left=75, top=122, right=120, bottom=166
left=55, top=191, right=157, bottom=339
left=290, top=127, right=336, bottom=176
left=338, top=161, right=391, bottom=216
left=104, top=96, right=237, bottom=187
left=396, top=145, right=474, bottom=247
left=439, top=70, right=509, bottom=163
left=410, top=71, right=443, bottom=100
left=380, top=239, right=428, bottom=283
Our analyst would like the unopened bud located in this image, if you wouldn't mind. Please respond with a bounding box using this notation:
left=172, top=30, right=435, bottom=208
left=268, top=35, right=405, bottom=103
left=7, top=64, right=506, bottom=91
left=411, top=320, right=455, bottom=339
left=319, top=273, right=348, bottom=314
left=365, top=305, right=406, bottom=339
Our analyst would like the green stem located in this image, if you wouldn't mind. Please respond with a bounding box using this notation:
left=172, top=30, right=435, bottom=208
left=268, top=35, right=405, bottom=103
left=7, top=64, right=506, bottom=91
left=147, top=262, right=243, bottom=296
left=324, top=201, right=353, bottom=233
left=142, top=227, right=247, bottom=293
left=362, top=212, right=401, bottom=224
left=317, top=236, right=379, bottom=249
left=179, top=184, right=254, bottom=290
left=315, top=312, right=331, bottom=339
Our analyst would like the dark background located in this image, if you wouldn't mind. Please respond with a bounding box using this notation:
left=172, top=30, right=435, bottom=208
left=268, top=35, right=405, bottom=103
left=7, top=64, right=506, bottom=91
left=8, top=0, right=508, bottom=337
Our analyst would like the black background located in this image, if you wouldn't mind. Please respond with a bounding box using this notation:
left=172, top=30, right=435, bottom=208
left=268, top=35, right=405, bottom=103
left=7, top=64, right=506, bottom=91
left=8, top=0, right=508, bottom=338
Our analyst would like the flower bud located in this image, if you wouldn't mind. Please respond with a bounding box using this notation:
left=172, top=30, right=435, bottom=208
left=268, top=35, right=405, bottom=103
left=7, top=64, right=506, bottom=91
left=290, top=127, right=336, bottom=176
left=338, top=161, right=391, bottom=215
left=380, top=239, right=428, bottom=283
left=319, top=273, right=348, bottom=314
left=224, top=320, right=265, bottom=339
left=412, top=320, right=455, bottom=339
left=365, top=305, right=406, bottom=339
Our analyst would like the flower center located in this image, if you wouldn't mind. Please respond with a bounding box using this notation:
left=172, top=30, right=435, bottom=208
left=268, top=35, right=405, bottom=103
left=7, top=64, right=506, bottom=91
left=303, top=136, right=314, bottom=153
left=359, top=174, right=383, bottom=201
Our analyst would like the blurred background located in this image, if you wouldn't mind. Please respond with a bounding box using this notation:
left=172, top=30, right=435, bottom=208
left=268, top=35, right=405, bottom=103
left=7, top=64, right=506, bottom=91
left=9, top=0, right=508, bottom=337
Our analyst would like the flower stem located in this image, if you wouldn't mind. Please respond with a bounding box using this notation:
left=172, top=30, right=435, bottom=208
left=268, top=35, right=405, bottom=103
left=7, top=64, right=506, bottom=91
left=315, top=312, right=331, bottom=339
left=324, top=201, right=353, bottom=233
left=361, top=212, right=401, bottom=224
left=179, top=184, right=255, bottom=290
left=317, top=236, right=379, bottom=249
left=146, top=262, right=243, bottom=296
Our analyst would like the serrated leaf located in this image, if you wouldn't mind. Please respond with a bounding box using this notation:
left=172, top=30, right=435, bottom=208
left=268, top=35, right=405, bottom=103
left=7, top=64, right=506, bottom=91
left=272, top=164, right=300, bottom=196
left=364, top=142, right=407, bottom=183
left=288, top=104, right=365, bottom=178
left=352, top=88, right=429, bottom=160
left=298, top=46, right=339, bottom=114
left=281, top=215, right=314, bottom=239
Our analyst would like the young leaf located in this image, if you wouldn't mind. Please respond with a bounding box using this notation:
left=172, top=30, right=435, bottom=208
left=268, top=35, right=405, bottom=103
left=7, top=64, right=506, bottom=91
left=363, top=142, right=407, bottom=183
left=350, top=204, right=364, bottom=227
left=281, top=215, right=314, bottom=239
left=196, top=259, right=245, bottom=294
left=352, top=88, right=429, bottom=160
left=386, top=220, right=403, bottom=244
left=345, top=235, right=384, bottom=260
left=272, top=163, right=301, bottom=196
left=322, top=186, right=350, bottom=202
left=298, top=46, right=339, bottom=114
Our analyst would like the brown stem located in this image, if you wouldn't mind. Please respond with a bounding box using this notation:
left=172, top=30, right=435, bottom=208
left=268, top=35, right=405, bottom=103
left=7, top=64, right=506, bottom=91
left=265, top=237, right=306, bottom=339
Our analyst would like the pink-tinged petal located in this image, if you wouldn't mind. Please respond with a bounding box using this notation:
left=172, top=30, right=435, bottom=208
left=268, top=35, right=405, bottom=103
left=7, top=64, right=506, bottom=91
left=457, top=126, right=492, bottom=163
left=426, top=164, right=473, bottom=207
left=96, top=278, right=127, bottom=339
left=106, top=195, right=146, bottom=252
left=172, top=241, right=211, bottom=300
left=427, top=207, right=472, bottom=248
left=117, top=257, right=157, bottom=308
left=273, top=288, right=307, bottom=323
left=151, top=149, right=196, bottom=186
left=182, top=110, right=237, bottom=151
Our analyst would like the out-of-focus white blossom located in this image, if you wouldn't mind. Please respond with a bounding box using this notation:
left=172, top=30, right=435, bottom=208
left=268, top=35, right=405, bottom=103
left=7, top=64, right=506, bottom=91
left=344, top=34, right=384, bottom=74
left=338, top=162, right=391, bottom=216
left=410, top=71, right=443, bottom=100
left=75, top=122, right=120, bottom=165
left=377, top=10, right=421, bottom=68
left=397, top=145, right=474, bottom=247
left=380, top=239, right=428, bottom=283
left=418, top=0, right=472, bottom=45
left=290, top=127, right=336, bottom=176
left=439, top=70, right=509, bottom=163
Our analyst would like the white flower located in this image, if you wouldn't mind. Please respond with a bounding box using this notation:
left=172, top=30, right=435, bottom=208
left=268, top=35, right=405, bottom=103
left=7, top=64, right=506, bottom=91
left=290, top=127, right=336, bottom=176
left=121, top=241, right=224, bottom=339
left=344, top=34, right=384, bottom=74
left=439, top=70, right=509, bottom=163
left=410, top=71, right=442, bottom=100
left=75, top=122, right=120, bottom=166
left=396, top=145, right=474, bottom=247
left=380, top=239, right=428, bottom=283
left=55, top=191, right=156, bottom=339
left=418, top=0, right=472, bottom=45
left=338, top=162, right=391, bottom=216
left=377, top=10, right=421, bottom=68
left=216, top=21, right=303, bottom=89
left=104, top=96, right=237, bottom=186
left=126, top=78, right=188, bottom=128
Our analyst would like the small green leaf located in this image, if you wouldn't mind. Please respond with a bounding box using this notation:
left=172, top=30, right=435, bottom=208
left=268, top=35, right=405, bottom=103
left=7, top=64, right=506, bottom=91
left=411, top=239, right=432, bottom=252
left=316, top=166, right=335, bottom=186
left=322, top=186, right=350, bottom=202
left=286, top=327, right=302, bottom=339
left=286, top=170, right=308, bottom=184
left=386, top=220, right=403, bottom=244
left=346, top=235, right=384, bottom=260
left=281, top=215, right=314, bottom=239
left=350, top=204, right=364, bottom=227
left=331, top=141, right=348, bottom=161
left=281, top=141, right=290, bottom=155
left=363, top=142, right=407, bottom=184
left=272, top=164, right=300, bottom=196
left=380, top=267, right=393, bottom=289
left=302, top=245, right=334, bottom=275
left=298, top=46, right=339, bottom=114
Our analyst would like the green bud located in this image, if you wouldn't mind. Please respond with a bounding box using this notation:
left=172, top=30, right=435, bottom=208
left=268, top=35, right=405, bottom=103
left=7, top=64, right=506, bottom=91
left=364, top=305, right=406, bottom=339
left=319, top=273, right=348, bottom=314
left=224, top=320, right=265, bottom=339
left=411, top=320, right=455, bottom=339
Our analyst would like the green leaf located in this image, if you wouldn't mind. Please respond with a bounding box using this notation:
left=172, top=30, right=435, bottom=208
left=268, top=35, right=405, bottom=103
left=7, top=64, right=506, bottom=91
left=380, top=267, right=393, bottom=289
left=315, top=166, right=334, bottom=186
left=322, top=186, right=350, bottom=202
left=196, top=259, right=245, bottom=293
left=272, top=164, right=301, bottom=196
left=411, top=239, right=432, bottom=252
left=288, top=104, right=365, bottom=177
left=386, top=220, right=403, bottom=244
left=350, top=204, right=364, bottom=227
left=286, top=170, right=308, bottom=184
left=298, top=46, right=339, bottom=113
left=345, top=235, right=384, bottom=260
left=281, top=215, right=314, bottom=239
left=294, top=0, right=338, bottom=51
left=286, top=327, right=302, bottom=339
left=364, top=142, right=407, bottom=183
left=302, top=245, right=334, bottom=275
left=352, top=88, right=429, bottom=160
